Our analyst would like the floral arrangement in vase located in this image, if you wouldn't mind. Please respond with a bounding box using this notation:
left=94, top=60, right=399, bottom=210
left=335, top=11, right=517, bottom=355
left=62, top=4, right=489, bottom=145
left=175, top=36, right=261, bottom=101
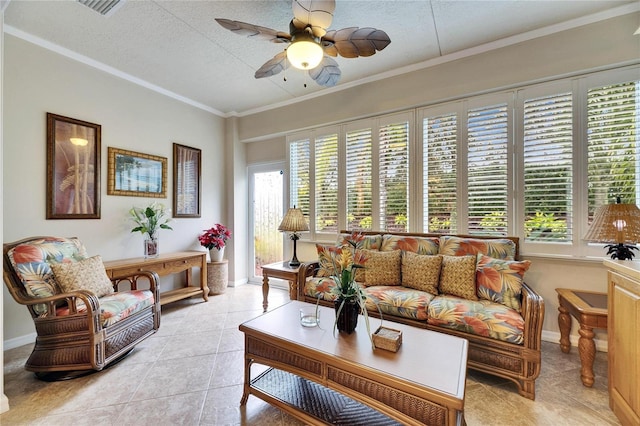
left=199, top=223, right=232, bottom=262
left=325, top=232, right=378, bottom=347
left=129, top=202, right=172, bottom=257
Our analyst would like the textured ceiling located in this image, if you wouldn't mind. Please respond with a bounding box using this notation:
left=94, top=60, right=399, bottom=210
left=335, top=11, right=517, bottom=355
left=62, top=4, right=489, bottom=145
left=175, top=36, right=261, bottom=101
left=4, top=0, right=638, bottom=116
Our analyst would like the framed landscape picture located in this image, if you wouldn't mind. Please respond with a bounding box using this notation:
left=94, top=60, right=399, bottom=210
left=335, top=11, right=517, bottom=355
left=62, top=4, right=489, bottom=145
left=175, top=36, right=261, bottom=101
left=107, top=147, right=167, bottom=198
left=173, top=143, right=201, bottom=217
left=46, top=113, right=101, bottom=219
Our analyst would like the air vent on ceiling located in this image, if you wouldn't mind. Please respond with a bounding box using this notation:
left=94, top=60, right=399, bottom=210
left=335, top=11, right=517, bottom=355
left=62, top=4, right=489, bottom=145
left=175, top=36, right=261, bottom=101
left=77, top=0, right=126, bottom=17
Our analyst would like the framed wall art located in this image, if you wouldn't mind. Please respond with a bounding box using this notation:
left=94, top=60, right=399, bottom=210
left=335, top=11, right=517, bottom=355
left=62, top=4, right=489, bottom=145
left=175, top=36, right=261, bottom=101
left=107, top=147, right=167, bottom=198
left=173, top=143, right=201, bottom=218
left=46, top=113, right=101, bottom=219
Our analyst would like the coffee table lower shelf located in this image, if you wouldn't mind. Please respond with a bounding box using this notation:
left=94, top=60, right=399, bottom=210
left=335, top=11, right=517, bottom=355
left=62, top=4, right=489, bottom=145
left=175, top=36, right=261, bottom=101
left=251, top=367, right=401, bottom=425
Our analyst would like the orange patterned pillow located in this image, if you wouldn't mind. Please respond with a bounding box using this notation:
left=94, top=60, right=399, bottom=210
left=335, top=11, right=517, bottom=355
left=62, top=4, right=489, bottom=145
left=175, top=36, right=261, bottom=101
left=364, top=250, right=402, bottom=286
left=438, top=236, right=516, bottom=260
left=316, top=244, right=352, bottom=277
left=438, top=255, right=478, bottom=300
left=476, top=254, right=531, bottom=312
left=401, top=252, right=442, bottom=295
left=380, top=235, right=439, bottom=254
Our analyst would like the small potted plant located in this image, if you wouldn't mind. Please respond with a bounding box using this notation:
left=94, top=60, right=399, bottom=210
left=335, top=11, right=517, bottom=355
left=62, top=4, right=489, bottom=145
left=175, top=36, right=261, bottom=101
left=199, top=223, right=232, bottom=262
left=129, top=202, right=172, bottom=258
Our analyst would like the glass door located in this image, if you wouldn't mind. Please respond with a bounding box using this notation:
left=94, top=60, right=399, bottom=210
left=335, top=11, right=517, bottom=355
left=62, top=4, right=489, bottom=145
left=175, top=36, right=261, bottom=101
left=249, top=163, right=284, bottom=282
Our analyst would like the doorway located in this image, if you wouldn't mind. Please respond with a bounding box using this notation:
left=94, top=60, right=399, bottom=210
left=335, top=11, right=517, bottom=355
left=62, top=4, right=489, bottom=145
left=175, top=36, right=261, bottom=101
left=249, top=163, right=284, bottom=283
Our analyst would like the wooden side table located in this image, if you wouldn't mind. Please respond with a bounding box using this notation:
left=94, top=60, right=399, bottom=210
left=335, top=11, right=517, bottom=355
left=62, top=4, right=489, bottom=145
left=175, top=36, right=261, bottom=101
left=261, top=261, right=301, bottom=312
left=556, top=288, right=608, bottom=387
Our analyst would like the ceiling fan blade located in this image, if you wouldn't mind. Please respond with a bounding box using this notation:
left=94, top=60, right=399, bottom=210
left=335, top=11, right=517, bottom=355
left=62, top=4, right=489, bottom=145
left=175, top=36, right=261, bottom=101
left=309, top=56, right=341, bottom=87
left=324, top=27, right=391, bottom=58
left=215, top=18, right=291, bottom=43
left=255, top=52, right=287, bottom=79
left=292, top=0, right=335, bottom=38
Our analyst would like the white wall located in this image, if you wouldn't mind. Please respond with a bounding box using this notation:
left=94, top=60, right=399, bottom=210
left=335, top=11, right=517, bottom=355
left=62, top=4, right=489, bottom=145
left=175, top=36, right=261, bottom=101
left=3, top=34, right=227, bottom=345
left=241, top=13, right=640, bottom=349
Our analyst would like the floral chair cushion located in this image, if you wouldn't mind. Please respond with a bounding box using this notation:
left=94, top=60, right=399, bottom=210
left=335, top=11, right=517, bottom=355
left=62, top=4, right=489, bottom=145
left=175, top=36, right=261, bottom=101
left=476, top=254, right=531, bottom=312
left=427, top=295, right=525, bottom=344
left=438, top=236, right=516, bottom=260
left=336, top=233, right=382, bottom=250
left=56, top=289, right=155, bottom=327
left=7, top=237, right=88, bottom=314
left=364, top=286, right=435, bottom=321
left=380, top=235, right=439, bottom=254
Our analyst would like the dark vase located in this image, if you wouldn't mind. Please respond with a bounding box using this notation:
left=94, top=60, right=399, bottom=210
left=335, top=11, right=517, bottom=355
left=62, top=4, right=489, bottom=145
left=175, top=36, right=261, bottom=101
left=334, top=298, right=360, bottom=334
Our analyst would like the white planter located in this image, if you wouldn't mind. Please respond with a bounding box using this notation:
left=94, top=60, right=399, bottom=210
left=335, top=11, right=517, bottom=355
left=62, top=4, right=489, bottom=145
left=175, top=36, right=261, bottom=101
left=209, top=247, right=225, bottom=262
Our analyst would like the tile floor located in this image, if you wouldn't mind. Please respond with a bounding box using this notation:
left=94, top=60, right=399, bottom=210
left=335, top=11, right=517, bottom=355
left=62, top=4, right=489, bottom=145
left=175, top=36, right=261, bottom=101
left=2, top=284, right=620, bottom=425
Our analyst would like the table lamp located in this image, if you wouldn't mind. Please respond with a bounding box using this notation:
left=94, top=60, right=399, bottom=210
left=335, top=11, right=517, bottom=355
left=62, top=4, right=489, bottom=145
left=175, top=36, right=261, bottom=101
left=584, top=197, right=640, bottom=260
left=278, top=205, right=309, bottom=267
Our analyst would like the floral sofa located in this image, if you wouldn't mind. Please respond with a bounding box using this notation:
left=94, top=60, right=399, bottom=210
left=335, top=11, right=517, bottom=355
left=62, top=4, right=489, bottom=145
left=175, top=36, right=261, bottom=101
left=297, top=231, right=545, bottom=400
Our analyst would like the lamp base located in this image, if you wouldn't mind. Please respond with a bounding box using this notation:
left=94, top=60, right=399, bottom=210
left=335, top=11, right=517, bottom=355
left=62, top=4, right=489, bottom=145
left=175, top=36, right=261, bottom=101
left=604, top=243, right=638, bottom=260
left=288, top=234, right=301, bottom=268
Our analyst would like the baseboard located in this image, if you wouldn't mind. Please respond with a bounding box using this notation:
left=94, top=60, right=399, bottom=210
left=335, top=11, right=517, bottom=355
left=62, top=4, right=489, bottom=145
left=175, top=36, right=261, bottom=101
left=542, top=330, right=608, bottom=352
left=227, top=278, right=248, bottom=288
left=3, top=332, right=36, bottom=351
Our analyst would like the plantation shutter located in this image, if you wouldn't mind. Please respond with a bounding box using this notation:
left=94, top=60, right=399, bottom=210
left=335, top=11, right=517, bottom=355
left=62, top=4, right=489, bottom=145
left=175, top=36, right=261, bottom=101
left=346, top=127, right=373, bottom=230
left=423, top=113, right=458, bottom=233
left=314, top=133, right=339, bottom=233
left=288, top=137, right=310, bottom=217
left=379, top=120, right=409, bottom=231
left=467, top=103, right=509, bottom=236
left=587, top=80, right=640, bottom=218
left=523, top=92, right=573, bottom=242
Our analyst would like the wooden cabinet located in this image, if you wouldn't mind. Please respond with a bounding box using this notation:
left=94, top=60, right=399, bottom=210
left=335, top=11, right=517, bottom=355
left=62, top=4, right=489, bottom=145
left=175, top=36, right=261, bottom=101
left=604, top=260, right=640, bottom=426
left=104, top=251, right=208, bottom=305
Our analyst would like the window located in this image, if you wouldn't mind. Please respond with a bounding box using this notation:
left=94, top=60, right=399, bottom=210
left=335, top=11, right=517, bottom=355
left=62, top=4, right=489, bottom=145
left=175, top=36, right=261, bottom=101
left=422, top=112, right=458, bottom=233
left=346, top=127, right=373, bottom=230
left=522, top=91, right=573, bottom=243
left=587, top=81, right=640, bottom=217
left=286, top=65, right=640, bottom=257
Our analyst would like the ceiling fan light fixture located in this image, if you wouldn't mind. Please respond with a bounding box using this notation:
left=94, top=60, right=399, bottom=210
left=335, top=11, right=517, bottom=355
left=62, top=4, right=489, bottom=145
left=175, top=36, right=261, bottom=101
left=286, top=36, right=323, bottom=70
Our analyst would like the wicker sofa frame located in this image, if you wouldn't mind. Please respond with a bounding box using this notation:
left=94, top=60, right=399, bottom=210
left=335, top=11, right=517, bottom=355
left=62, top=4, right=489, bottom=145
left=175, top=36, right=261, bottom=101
left=3, top=236, right=161, bottom=378
left=297, top=231, right=545, bottom=400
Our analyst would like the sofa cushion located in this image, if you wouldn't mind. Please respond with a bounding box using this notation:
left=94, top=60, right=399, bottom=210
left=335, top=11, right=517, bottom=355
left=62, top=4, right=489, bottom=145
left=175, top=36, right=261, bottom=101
left=337, top=233, right=382, bottom=250
left=427, top=295, right=525, bottom=344
left=55, top=289, right=155, bottom=327
left=438, top=236, right=516, bottom=260
left=50, top=255, right=114, bottom=298
left=364, top=285, right=434, bottom=321
left=438, top=255, right=478, bottom=300
left=476, top=254, right=531, bottom=312
left=316, top=244, right=350, bottom=278
left=401, top=252, right=441, bottom=295
left=364, top=249, right=402, bottom=286
left=6, top=237, right=88, bottom=314
left=380, top=235, right=439, bottom=254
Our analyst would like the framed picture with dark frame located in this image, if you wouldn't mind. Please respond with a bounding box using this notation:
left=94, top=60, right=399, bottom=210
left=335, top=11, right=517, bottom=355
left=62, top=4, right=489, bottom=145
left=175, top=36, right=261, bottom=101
left=107, top=147, right=167, bottom=198
left=46, top=113, right=101, bottom=219
left=173, top=143, right=201, bottom=218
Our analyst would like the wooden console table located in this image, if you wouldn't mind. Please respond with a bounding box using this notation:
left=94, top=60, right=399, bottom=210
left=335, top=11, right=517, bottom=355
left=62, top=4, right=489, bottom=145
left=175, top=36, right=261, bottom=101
left=104, top=251, right=208, bottom=305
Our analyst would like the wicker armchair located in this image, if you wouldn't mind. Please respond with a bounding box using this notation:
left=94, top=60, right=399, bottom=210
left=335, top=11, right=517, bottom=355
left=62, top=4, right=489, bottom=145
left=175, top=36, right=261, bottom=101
left=3, top=236, right=161, bottom=380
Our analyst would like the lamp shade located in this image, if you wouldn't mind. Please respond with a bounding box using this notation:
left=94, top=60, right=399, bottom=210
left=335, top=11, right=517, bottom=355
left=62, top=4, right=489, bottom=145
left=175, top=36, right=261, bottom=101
left=584, top=201, right=640, bottom=244
left=278, top=206, right=309, bottom=233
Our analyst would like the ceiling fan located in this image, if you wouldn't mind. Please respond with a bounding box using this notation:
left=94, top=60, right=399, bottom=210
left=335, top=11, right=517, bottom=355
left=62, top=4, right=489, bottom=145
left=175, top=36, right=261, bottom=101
left=216, top=0, right=391, bottom=87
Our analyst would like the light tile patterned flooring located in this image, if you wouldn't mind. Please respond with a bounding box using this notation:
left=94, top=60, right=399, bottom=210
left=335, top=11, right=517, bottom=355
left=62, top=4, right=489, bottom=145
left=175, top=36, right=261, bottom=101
left=2, top=284, right=620, bottom=425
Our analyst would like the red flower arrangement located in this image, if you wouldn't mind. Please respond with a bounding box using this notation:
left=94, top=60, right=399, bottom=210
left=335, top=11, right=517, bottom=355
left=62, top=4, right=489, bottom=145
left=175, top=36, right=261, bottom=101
left=198, top=224, right=232, bottom=250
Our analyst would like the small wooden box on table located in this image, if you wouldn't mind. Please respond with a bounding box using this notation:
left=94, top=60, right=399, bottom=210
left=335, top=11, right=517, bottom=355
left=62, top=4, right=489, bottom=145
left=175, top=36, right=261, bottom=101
left=104, top=251, right=208, bottom=305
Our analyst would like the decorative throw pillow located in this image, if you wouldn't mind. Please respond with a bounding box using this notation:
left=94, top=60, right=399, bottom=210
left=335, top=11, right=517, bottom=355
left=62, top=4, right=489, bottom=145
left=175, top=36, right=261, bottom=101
left=50, top=255, right=114, bottom=298
left=380, top=235, right=439, bottom=254
left=401, top=252, right=442, bottom=295
left=316, top=244, right=342, bottom=277
left=476, top=254, right=531, bottom=312
left=336, top=233, right=382, bottom=250
left=438, top=236, right=516, bottom=260
left=438, top=255, right=478, bottom=300
left=364, top=249, right=402, bottom=286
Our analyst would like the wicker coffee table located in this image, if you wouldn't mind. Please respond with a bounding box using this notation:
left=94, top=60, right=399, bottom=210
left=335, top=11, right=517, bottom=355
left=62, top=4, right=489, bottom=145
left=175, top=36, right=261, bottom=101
left=239, top=301, right=468, bottom=426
